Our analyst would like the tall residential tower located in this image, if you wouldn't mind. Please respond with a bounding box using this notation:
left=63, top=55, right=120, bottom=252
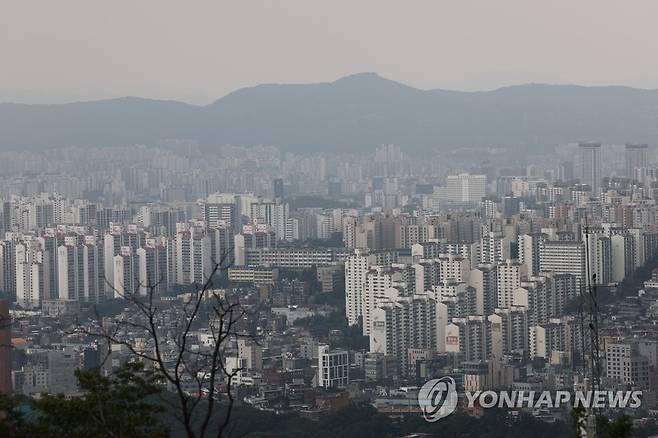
left=579, top=141, right=602, bottom=195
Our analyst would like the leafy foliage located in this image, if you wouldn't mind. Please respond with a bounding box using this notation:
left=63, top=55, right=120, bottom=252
left=226, top=404, right=577, bottom=438
left=598, top=414, right=633, bottom=438
left=0, top=362, right=168, bottom=438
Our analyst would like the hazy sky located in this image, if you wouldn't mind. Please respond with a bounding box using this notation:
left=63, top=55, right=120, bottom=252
left=2, top=0, right=658, bottom=104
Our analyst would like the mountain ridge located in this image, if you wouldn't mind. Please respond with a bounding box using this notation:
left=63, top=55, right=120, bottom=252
left=1, top=73, right=657, bottom=153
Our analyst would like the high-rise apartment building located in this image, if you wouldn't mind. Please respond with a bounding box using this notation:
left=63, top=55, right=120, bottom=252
left=362, top=266, right=400, bottom=336
left=625, top=143, right=649, bottom=178
left=136, top=239, right=169, bottom=295
left=374, top=144, right=402, bottom=177
left=480, top=231, right=510, bottom=265
left=173, top=225, right=211, bottom=285
left=488, top=306, right=529, bottom=359
left=468, top=264, right=497, bottom=316
left=250, top=200, right=289, bottom=241
left=585, top=233, right=612, bottom=286
left=15, top=242, right=44, bottom=309
left=369, top=292, right=439, bottom=373
left=496, top=259, right=525, bottom=309
left=345, top=250, right=368, bottom=326
left=438, top=253, right=471, bottom=284
left=444, top=174, right=487, bottom=203
left=201, top=193, right=239, bottom=233
left=539, top=240, right=586, bottom=290
left=272, top=178, right=284, bottom=199
left=518, top=233, right=546, bottom=277
left=111, top=246, right=138, bottom=298
left=578, top=141, right=602, bottom=195
left=606, top=342, right=651, bottom=390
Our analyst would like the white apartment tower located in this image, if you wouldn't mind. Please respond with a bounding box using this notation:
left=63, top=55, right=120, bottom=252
left=446, top=174, right=487, bottom=202
left=174, top=226, right=212, bottom=285
left=369, top=292, right=439, bottom=372
left=136, top=239, right=169, bottom=296
left=250, top=200, right=289, bottom=241
left=80, top=238, right=102, bottom=304
left=344, top=250, right=368, bottom=326
left=446, top=315, right=488, bottom=362
left=57, top=243, right=80, bottom=301
left=111, top=247, right=138, bottom=298
left=539, top=240, right=586, bottom=290
left=480, top=232, right=509, bottom=265
left=610, top=233, right=634, bottom=283
left=468, top=264, right=497, bottom=316
left=362, top=266, right=394, bottom=336
left=585, top=233, right=612, bottom=286
left=488, top=306, right=529, bottom=359
left=496, top=259, right=526, bottom=309
left=518, top=233, right=546, bottom=277
left=438, top=254, right=471, bottom=284
left=15, top=242, right=44, bottom=309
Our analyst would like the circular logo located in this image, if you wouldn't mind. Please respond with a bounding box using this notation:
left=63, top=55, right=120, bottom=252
left=417, top=376, right=458, bottom=422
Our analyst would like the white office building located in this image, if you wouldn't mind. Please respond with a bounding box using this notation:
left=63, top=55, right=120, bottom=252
left=318, top=344, right=349, bottom=388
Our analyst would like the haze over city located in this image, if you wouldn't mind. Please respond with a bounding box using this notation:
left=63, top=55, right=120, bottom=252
left=1, top=2, right=658, bottom=438
left=3, top=0, right=658, bottom=103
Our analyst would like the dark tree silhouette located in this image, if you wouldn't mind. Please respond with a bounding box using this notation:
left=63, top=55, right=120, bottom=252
left=0, top=362, right=168, bottom=437
left=75, top=250, right=250, bottom=438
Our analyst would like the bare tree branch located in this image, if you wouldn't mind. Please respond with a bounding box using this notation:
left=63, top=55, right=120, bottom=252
left=73, top=247, right=251, bottom=438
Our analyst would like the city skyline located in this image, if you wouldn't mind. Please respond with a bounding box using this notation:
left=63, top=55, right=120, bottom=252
left=3, top=3, right=658, bottom=435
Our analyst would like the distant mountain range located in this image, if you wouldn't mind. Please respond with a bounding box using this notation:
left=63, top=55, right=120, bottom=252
left=1, top=73, right=657, bottom=153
